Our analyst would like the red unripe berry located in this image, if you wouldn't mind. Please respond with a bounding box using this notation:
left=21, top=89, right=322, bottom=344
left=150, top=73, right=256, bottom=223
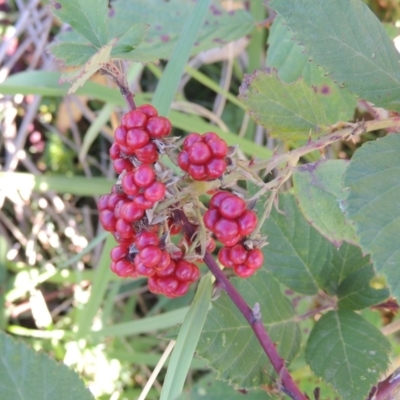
left=206, top=136, right=228, bottom=158
left=156, top=260, right=176, bottom=277
left=168, top=219, right=182, bottom=235
left=113, top=199, right=126, bottom=219
left=237, top=210, right=258, bottom=236
left=133, top=193, right=154, bottom=210
left=121, top=202, right=145, bottom=222
left=205, top=158, right=226, bottom=179
left=122, top=171, right=139, bottom=195
left=139, top=245, right=162, bottom=267
left=137, top=104, right=158, bottom=118
left=188, top=141, right=212, bottom=165
left=188, top=164, right=207, bottom=180
left=156, top=276, right=179, bottom=296
left=113, top=232, right=133, bottom=245
left=113, top=158, right=133, bottom=174
left=111, top=259, right=136, bottom=278
left=126, top=128, right=150, bottom=150
left=135, top=259, right=156, bottom=277
left=202, top=132, right=219, bottom=142
left=135, top=231, right=160, bottom=250
left=218, top=247, right=234, bottom=268
left=245, top=249, right=264, bottom=270
left=146, top=116, right=171, bottom=138
left=122, top=110, right=147, bottom=128
left=183, top=133, right=202, bottom=150
left=234, top=264, right=256, bottom=278
left=173, top=282, right=190, bottom=297
left=203, top=209, right=220, bottom=231
left=135, top=142, right=158, bottom=163
left=109, top=143, right=121, bottom=160
left=175, top=260, right=194, bottom=281
left=189, top=264, right=200, bottom=281
left=148, top=276, right=161, bottom=294
left=100, top=210, right=117, bottom=231
left=210, top=191, right=232, bottom=209
left=133, top=164, right=155, bottom=188
left=115, top=218, right=135, bottom=239
left=177, top=151, right=190, bottom=171
left=108, top=193, right=125, bottom=209
left=206, top=238, right=216, bottom=253
left=219, top=195, right=246, bottom=220
left=98, top=194, right=110, bottom=211
left=110, top=245, right=129, bottom=262
left=214, top=218, right=240, bottom=246
left=119, top=145, right=135, bottom=156
left=144, top=181, right=166, bottom=203
left=229, top=244, right=247, bottom=264
left=114, top=126, right=127, bottom=146
left=156, top=251, right=171, bottom=271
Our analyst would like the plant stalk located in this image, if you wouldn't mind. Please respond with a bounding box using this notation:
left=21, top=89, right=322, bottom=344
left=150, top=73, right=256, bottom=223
left=174, top=209, right=307, bottom=400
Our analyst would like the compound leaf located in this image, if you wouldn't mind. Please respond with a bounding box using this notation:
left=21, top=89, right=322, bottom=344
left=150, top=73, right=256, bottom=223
left=344, top=134, right=400, bottom=300
left=269, top=0, right=400, bottom=111
left=197, top=270, right=300, bottom=389
left=267, top=15, right=356, bottom=125
left=260, top=193, right=333, bottom=294
left=52, top=0, right=108, bottom=48
left=293, top=160, right=358, bottom=248
left=238, top=69, right=328, bottom=140
left=306, top=310, right=390, bottom=400
left=0, top=331, right=94, bottom=400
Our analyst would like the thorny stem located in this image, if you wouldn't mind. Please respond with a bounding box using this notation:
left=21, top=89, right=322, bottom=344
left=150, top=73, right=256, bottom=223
left=367, top=368, right=400, bottom=400
left=174, top=209, right=308, bottom=400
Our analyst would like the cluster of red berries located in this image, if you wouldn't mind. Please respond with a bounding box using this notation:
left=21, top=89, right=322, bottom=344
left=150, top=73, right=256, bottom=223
left=99, top=104, right=264, bottom=298
left=110, top=231, right=200, bottom=298
left=178, top=132, right=228, bottom=180
left=203, top=191, right=263, bottom=278
left=218, top=245, right=264, bottom=278
left=109, top=104, right=171, bottom=172
left=98, top=104, right=201, bottom=298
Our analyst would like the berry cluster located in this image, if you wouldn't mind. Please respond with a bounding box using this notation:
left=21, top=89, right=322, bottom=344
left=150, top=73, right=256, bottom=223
left=218, top=245, right=263, bottom=278
left=203, top=191, right=263, bottom=278
left=99, top=104, right=264, bottom=298
left=98, top=104, right=201, bottom=298
left=109, top=104, right=172, bottom=172
left=178, top=132, right=228, bottom=180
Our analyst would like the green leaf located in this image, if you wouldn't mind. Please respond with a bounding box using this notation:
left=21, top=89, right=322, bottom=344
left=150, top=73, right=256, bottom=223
left=344, top=134, right=400, bottom=299
left=177, top=373, right=273, bottom=400
left=61, top=39, right=115, bottom=94
left=267, top=15, right=356, bottom=124
left=197, top=270, right=300, bottom=389
left=152, top=0, right=212, bottom=116
left=110, top=0, right=254, bottom=61
left=323, top=242, right=373, bottom=296
left=0, top=331, right=94, bottom=400
left=52, top=0, right=108, bottom=48
left=0, top=172, right=113, bottom=196
left=261, top=193, right=333, bottom=294
left=160, top=275, right=212, bottom=400
left=337, top=264, right=390, bottom=310
left=238, top=68, right=328, bottom=140
left=269, top=0, right=400, bottom=111
left=293, top=160, right=358, bottom=248
left=48, top=42, right=97, bottom=66
left=111, top=23, right=149, bottom=57
left=306, top=310, right=390, bottom=400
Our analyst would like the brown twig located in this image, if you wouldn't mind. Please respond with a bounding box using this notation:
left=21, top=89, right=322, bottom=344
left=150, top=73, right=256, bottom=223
left=173, top=209, right=308, bottom=400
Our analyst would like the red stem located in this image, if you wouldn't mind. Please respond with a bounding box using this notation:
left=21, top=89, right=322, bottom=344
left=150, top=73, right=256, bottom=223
left=367, top=369, right=400, bottom=400
left=174, top=209, right=307, bottom=400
